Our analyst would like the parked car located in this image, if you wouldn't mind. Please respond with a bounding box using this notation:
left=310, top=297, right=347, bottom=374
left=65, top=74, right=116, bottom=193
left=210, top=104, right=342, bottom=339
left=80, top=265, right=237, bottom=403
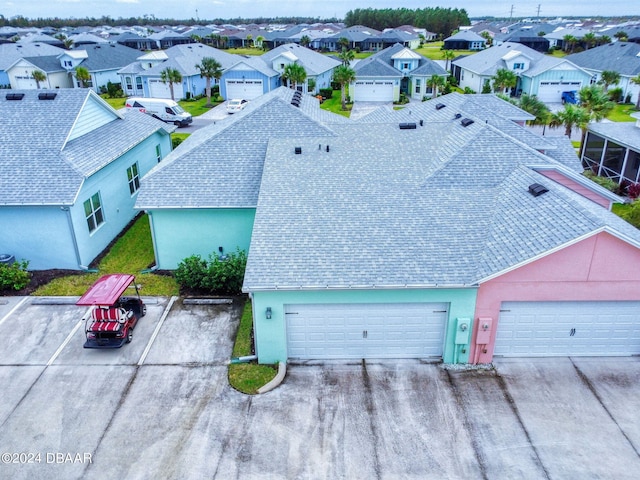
left=76, top=274, right=146, bottom=348
left=561, top=91, right=578, bottom=104
left=125, top=97, right=193, bottom=127
left=226, top=98, right=248, bottom=114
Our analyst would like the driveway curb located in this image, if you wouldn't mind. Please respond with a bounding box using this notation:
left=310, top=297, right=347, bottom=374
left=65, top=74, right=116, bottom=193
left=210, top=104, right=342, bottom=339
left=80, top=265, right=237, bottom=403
left=257, top=361, right=287, bottom=394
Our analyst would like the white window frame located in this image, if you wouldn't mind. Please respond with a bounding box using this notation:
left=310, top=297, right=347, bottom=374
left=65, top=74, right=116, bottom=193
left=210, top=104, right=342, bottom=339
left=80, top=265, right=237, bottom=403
left=127, top=162, right=140, bottom=195
left=84, top=192, right=104, bottom=233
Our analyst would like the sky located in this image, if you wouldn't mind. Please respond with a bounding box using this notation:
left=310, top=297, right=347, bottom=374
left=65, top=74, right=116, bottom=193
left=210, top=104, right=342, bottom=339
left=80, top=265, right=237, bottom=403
left=1, top=0, right=638, bottom=22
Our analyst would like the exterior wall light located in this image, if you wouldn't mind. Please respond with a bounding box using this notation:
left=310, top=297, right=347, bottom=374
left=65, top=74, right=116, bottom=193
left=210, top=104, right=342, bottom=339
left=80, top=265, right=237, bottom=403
left=266, top=307, right=272, bottom=319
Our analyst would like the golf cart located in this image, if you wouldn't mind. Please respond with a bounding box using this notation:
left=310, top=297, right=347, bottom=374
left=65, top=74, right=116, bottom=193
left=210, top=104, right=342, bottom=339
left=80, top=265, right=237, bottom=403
left=76, top=274, right=146, bottom=349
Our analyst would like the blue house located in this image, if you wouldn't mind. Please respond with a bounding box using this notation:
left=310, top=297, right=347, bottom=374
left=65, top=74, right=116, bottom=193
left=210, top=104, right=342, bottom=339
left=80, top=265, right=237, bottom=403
left=119, top=44, right=240, bottom=100
left=0, top=89, right=174, bottom=270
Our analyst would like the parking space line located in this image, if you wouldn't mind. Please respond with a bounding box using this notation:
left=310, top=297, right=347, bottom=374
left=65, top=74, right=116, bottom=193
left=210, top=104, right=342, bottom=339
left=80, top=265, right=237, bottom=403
left=47, top=319, right=84, bottom=366
left=138, top=296, right=177, bottom=366
left=0, top=297, right=29, bottom=328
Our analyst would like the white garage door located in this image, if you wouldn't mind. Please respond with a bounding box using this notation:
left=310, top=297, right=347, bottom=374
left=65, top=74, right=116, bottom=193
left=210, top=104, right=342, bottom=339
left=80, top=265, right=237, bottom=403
left=148, top=79, right=184, bottom=100
left=285, top=303, right=448, bottom=359
left=225, top=79, right=263, bottom=100
left=536, top=81, right=582, bottom=102
left=495, top=301, right=640, bottom=357
left=353, top=80, right=394, bottom=102
left=13, top=75, right=37, bottom=89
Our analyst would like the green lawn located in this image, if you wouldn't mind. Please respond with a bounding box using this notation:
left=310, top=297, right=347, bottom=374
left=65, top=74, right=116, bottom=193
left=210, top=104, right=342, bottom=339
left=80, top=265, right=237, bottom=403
left=228, top=302, right=277, bottom=394
left=178, top=96, right=222, bottom=116
left=320, top=90, right=351, bottom=117
left=34, top=214, right=179, bottom=297
left=226, top=47, right=264, bottom=56
left=607, top=103, right=638, bottom=122
left=415, top=41, right=475, bottom=61
left=100, top=95, right=126, bottom=109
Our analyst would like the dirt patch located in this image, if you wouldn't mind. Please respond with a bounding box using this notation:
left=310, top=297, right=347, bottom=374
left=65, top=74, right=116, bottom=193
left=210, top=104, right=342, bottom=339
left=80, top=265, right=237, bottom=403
left=0, top=269, right=84, bottom=296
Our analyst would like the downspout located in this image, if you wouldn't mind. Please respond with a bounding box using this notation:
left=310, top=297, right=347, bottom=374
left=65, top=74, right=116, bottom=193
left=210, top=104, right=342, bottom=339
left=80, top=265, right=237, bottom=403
left=61, top=206, right=84, bottom=270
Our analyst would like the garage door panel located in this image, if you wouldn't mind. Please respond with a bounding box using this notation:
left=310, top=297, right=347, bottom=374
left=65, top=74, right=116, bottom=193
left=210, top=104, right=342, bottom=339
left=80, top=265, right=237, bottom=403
left=353, top=80, right=394, bottom=102
left=285, top=303, right=447, bottom=359
left=496, top=301, right=640, bottom=356
left=226, top=79, right=263, bottom=100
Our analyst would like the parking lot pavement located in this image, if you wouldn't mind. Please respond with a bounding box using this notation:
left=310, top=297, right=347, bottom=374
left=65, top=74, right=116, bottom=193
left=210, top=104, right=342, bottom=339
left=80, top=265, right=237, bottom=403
left=1, top=297, right=640, bottom=479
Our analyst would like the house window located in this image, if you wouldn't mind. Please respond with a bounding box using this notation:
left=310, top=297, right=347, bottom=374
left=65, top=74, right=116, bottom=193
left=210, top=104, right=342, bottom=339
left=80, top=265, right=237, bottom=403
left=280, top=63, right=285, bottom=70
left=127, top=162, right=140, bottom=195
left=64, top=60, right=72, bottom=67
left=156, top=144, right=162, bottom=162
left=513, top=63, right=525, bottom=70
left=125, top=76, right=133, bottom=89
left=416, top=78, right=421, bottom=93
left=136, top=76, right=143, bottom=90
left=403, top=63, right=409, bottom=69
left=84, top=192, right=104, bottom=233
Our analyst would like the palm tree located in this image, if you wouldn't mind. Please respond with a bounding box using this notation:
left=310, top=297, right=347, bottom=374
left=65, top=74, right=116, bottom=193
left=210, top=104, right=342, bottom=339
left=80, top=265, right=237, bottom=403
left=207, top=33, right=221, bottom=48
left=74, top=66, right=90, bottom=88
left=562, top=34, right=577, bottom=53
left=518, top=94, right=550, bottom=126
left=337, top=47, right=355, bottom=66
left=282, top=63, right=307, bottom=91
left=31, top=70, right=46, bottom=89
left=255, top=35, right=265, bottom=50
left=441, top=50, right=455, bottom=72
left=160, top=67, right=182, bottom=101
left=246, top=34, right=253, bottom=48
left=491, top=68, right=517, bottom=95
left=299, top=35, right=311, bottom=48
left=599, top=70, right=620, bottom=92
left=426, top=75, right=446, bottom=98
left=631, top=74, right=640, bottom=110
left=583, top=32, right=597, bottom=50
left=614, top=31, right=628, bottom=42
left=338, top=37, right=349, bottom=51
left=332, top=65, right=356, bottom=111
left=576, top=84, right=615, bottom=153
left=480, top=31, right=493, bottom=47
left=195, top=57, right=222, bottom=107
left=549, top=104, right=590, bottom=137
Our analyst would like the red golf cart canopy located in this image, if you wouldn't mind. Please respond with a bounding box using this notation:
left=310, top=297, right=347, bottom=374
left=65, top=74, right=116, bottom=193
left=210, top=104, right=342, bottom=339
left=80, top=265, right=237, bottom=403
left=76, top=274, right=136, bottom=306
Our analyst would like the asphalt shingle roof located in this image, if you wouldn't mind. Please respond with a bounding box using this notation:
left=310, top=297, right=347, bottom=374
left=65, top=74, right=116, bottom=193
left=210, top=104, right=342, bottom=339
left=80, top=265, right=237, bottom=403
left=566, top=42, right=640, bottom=77
left=260, top=43, right=340, bottom=76
left=135, top=88, right=342, bottom=209
left=0, top=89, right=171, bottom=206
left=74, top=43, right=143, bottom=71
left=0, top=42, right=64, bottom=70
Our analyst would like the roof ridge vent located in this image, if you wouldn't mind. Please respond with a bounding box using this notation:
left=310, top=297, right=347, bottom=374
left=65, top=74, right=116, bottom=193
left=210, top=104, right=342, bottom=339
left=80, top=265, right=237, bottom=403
left=6, top=93, right=25, bottom=100
left=399, top=122, right=417, bottom=129
left=528, top=183, right=549, bottom=197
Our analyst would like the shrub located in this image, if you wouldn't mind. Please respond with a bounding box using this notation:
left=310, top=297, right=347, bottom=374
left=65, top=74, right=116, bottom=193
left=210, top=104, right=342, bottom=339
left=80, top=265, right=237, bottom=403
left=583, top=171, right=618, bottom=192
left=608, top=87, right=623, bottom=103
left=175, top=249, right=247, bottom=294
left=172, top=136, right=184, bottom=149
left=319, top=88, right=333, bottom=99
left=627, top=183, right=640, bottom=200
left=105, top=81, right=124, bottom=98
left=0, top=260, right=31, bottom=291
left=463, top=87, right=476, bottom=94
left=620, top=200, right=640, bottom=229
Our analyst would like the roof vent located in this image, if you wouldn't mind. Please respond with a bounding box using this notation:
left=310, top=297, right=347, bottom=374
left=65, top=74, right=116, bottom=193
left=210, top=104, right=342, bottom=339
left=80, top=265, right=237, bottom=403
left=38, top=92, right=57, bottom=100
left=454, top=113, right=462, bottom=119
left=291, top=99, right=300, bottom=107
left=435, top=103, right=446, bottom=110
left=294, top=147, right=302, bottom=154
left=461, top=118, right=474, bottom=127
left=528, top=183, right=549, bottom=197
left=5, top=93, right=25, bottom=101
left=419, top=119, right=423, bottom=126
left=399, top=122, right=417, bottom=129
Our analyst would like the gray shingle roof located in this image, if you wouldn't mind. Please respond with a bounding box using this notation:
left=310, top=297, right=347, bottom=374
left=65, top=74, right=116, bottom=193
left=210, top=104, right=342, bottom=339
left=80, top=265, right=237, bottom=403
left=243, top=121, right=640, bottom=290
left=22, top=55, right=65, bottom=73
left=260, top=43, right=340, bottom=76
left=74, top=43, right=143, bottom=72
left=354, top=43, right=446, bottom=78
left=135, top=88, right=341, bottom=209
left=588, top=120, right=640, bottom=151
left=453, top=42, right=544, bottom=76
left=0, top=42, right=65, bottom=70
left=0, top=89, right=170, bottom=206
left=566, top=42, right=640, bottom=77
left=136, top=44, right=241, bottom=77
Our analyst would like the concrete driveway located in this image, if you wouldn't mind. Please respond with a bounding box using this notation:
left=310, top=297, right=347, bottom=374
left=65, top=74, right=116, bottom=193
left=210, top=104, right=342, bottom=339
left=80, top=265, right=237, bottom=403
left=1, top=297, right=639, bottom=479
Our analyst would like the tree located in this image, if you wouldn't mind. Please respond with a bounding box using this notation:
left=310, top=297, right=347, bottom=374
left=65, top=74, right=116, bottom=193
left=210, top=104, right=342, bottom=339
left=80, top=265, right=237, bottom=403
left=441, top=49, right=455, bottom=72
left=614, top=31, right=628, bottom=42
left=31, top=70, right=46, bottom=89
left=549, top=104, right=590, bottom=137
left=480, top=31, right=492, bottom=47
left=299, top=35, right=311, bottom=47
left=337, top=47, right=355, bottom=66
left=338, top=37, right=349, bottom=50
left=426, top=75, right=445, bottom=98
left=245, top=34, right=253, bottom=48
left=74, top=66, right=90, bottom=88
left=160, top=67, right=182, bottom=101
left=562, top=34, right=577, bottom=53
left=481, top=79, right=492, bottom=94
left=631, top=74, right=640, bottom=110
left=195, top=57, right=222, bottom=107
left=255, top=35, right=265, bottom=49
left=575, top=84, right=615, bottom=153
left=332, top=64, right=356, bottom=111
left=518, top=94, right=550, bottom=126
left=599, top=70, right=620, bottom=92
left=491, top=68, right=517, bottom=95
left=282, top=63, right=307, bottom=91
left=582, top=32, right=597, bottom=50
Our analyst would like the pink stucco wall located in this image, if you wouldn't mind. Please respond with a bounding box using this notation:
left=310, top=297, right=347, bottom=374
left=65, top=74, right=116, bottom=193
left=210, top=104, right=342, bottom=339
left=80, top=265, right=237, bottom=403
left=471, top=232, right=640, bottom=364
left=539, top=170, right=612, bottom=209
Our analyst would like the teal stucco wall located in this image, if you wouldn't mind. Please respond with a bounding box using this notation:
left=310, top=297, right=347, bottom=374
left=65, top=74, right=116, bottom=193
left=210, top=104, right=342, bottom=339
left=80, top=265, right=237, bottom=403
left=148, top=208, right=256, bottom=269
left=251, top=287, right=478, bottom=365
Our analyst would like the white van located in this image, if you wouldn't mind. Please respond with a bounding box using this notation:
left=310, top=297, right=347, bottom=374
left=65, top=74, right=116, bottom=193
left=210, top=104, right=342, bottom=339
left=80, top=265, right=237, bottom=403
left=125, top=97, right=193, bottom=127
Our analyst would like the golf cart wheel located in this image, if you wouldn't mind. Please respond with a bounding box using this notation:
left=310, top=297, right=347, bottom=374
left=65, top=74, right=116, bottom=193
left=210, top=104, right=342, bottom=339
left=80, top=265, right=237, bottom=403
left=126, top=329, right=133, bottom=343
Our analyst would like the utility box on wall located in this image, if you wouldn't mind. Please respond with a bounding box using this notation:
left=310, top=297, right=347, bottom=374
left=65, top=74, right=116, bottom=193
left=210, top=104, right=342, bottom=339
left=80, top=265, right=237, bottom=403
left=455, top=318, right=471, bottom=345
left=476, top=317, right=493, bottom=345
